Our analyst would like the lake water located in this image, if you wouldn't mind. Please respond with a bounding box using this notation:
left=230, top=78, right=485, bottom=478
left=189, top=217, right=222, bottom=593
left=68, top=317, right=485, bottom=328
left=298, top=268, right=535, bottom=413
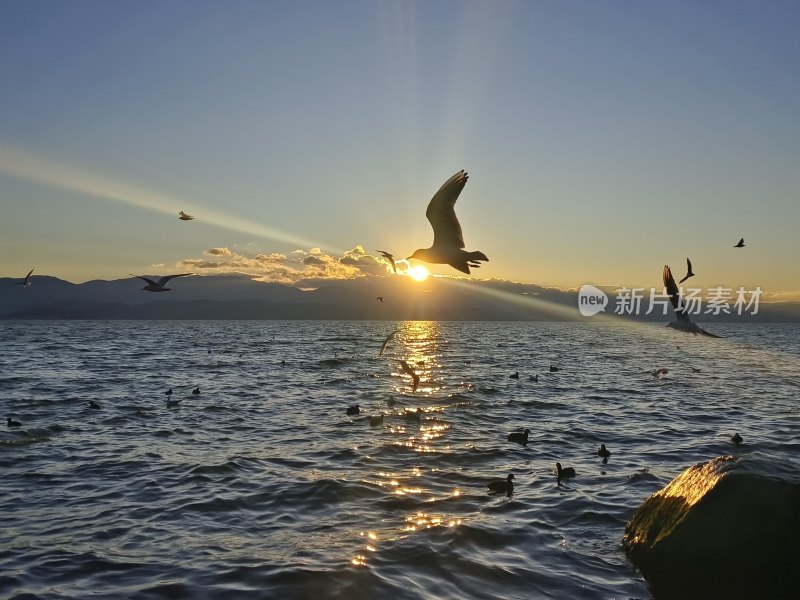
left=2, top=320, right=798, bottom=599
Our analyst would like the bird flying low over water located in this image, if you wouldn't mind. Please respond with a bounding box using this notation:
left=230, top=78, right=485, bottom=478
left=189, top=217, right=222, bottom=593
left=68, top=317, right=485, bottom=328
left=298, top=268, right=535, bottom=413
left=407, top=170, right=488, bottom=275
left=734, top=237, right=745, bottom=248
left=399, top=360, right=420, bottom=392
left=379, top=329, right=399, bottom=356
left=678, top=257, right=695, bottom=284
left=663, top=265, right=719, bottom=337
left=131, top=273, right=193, bottom=292
left=377, top=251, right=397, bottom=274
left=178, top=211, right=194, bottom=220
left=16, top=268, right=34, bottom=287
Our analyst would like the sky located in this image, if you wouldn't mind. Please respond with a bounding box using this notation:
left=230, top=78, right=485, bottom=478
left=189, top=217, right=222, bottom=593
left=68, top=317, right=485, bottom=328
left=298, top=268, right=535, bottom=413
left=1, top=0, right=799, bottom=299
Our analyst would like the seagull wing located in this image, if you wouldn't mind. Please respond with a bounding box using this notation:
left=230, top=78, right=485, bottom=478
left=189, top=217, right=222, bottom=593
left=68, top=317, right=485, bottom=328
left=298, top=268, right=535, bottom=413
left=663, top=265, right=691, bottom=323
left=156, top=273, right=194, bottom=286
left=131, top=274, right=159, bottom=286
left=25, top=268, right=34, bottom=283
left=678, top=257, right=693, bottom=284
left=378, top=250, right=397, bottom=273
left=379, top=329, right=399, bottom=356
left=426, top=170, right=468, bottom=249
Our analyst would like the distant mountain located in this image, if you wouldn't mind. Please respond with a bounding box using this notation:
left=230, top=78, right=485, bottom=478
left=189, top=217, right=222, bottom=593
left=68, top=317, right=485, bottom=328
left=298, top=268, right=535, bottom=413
left=1, top=274, right=798, bottom=322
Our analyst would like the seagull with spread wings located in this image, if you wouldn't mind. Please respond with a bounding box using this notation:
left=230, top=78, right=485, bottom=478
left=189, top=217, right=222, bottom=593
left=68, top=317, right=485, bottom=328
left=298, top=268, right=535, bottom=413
left=399, top=359, right=420, bottom=392
left=734, top=237, right=745, bottom=248
left=16, top=268, right=34, bottom=287
left=678, top=257, right=695, bottom=284
left=407, top=170, right=488, bottom=274
left=131, top=273, right=194, bottom=292
left=663, top=265, right=719, bottom=337
left=377, top=250, right=397, bottom=274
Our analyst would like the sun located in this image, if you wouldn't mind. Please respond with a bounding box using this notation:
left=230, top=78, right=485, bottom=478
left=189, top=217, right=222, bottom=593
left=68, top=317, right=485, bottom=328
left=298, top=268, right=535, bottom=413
left=407, top=265, right=430, bottom=282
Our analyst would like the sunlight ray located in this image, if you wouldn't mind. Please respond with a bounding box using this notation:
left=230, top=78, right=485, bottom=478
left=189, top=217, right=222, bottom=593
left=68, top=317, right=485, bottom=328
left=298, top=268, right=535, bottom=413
left=0, top=142, right=338, bottom=253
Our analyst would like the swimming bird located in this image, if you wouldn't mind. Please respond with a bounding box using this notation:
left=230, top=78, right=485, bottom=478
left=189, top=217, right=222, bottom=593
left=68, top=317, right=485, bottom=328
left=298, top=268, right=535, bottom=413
left=691, top=367, right=702, bottom=373
left=399, top=360, right=420, bottom=392
left=88, top=400, right=101, bottom=410
left=403, top=408, right=421, bottom=421
left=487, top=473, right=514, bottom=496
left=379, top=329, right=399, bottom=356
left=166, top=398, right=182, bottom=408
left=376, top=296, right=384, bottom=303
left=556, top=462, right=576, bottom=484
left=192, top=387, right=200, bottom=395
left=549, top=365, right=559, bottom=372
left=407, top=170, right=488, bottom=275
left=734, top=237, right=745, bottom=248
left=346, top=405, right=360, bottom=416
left=509, top=371, right=519, bottom=379
left=165, top=388, right=173, bottom=398
left=131, top=273, right=193, bottom=292
left=507, top=428, right=530, bottom=445
left=178, top=210, right=194, bottom=220
left=377, top=250, right=397, bottom=274
left=678, top=257, right=695, bottom=284
left=529, top=374, right=539, bottom=382
left=663, top=265, right=719, bottom=337
left=651, top=368, right=669, bottom=379
left=597, top=444, right=611, bottom=463
left=16, top=268, right=34, bottom=287
left=731, top=432, right=743, bottom=445
left=7, top=417, right=21, bottom=427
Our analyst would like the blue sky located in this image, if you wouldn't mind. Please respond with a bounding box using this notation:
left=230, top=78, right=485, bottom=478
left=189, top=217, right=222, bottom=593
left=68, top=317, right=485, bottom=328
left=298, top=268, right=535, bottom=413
left=1, top=0, right=798, bottom=297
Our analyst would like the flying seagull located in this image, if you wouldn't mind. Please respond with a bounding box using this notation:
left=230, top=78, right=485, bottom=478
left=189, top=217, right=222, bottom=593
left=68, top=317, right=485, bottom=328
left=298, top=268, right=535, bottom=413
left=376, top=296, right=384, bottom=303
left=734, top=237, right=745, bottom=248
left=131, top=273, right=193, bottom=292
left=407, top=170, right=488, bottom=274
left=178, top=211, right=194, bottom=221
left=399, top=359, right=420, bottom=392
left=663, top=265, right=719, bottom=337
left=377, top=250, right=397, bottom=274
left=16, top=268, right=34, bottom=287
left=678, top=257, right=695, bottom=284
left=379, top=329, right=399, bottom=356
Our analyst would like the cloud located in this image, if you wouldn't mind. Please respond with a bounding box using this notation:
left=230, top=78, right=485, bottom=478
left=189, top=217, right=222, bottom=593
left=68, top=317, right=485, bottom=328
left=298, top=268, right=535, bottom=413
left=177, top=245, right=397, bottom=285
left=205, top=247, right=232, bottom=256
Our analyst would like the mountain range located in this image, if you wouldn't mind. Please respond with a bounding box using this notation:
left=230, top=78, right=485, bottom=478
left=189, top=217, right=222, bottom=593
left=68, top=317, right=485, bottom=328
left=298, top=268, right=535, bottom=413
left=1, top=274, right=798, bottom=322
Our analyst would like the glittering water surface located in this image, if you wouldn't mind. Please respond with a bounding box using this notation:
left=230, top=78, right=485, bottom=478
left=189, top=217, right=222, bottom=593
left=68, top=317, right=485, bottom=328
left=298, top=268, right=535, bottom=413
left=1, top=320, right=799, bottom=599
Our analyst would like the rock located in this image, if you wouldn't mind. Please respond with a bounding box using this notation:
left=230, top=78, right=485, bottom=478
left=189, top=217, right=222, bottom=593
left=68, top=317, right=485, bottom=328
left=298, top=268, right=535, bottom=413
left=623, top=454, right=800, bottom=599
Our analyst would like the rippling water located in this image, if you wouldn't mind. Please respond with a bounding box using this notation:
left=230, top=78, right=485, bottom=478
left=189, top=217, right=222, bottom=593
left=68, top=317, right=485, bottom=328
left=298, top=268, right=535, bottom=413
left=2, top=320, right=799, bottom=599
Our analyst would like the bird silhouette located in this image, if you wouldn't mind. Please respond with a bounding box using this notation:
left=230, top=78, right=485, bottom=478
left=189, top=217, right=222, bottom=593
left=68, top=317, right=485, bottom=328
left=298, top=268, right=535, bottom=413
left=377, top=251, right=397, bottom=274
left=734, top=237, right=745, bottom=248
left=16, top=268, right=34, bottom=287
left=131, top=273, right=193, bottom=292
left=678, top=257, right=695, bottom=284
left=663, top=265, right=719, bottom=337
left=487, top=474, right=514, bottom=496
left=507, top=428, right=530, bottom=445
left=407, top=170, right=488, bottom=274
left=399, top=360, right=420, bottom=392
left=178, top=211, right=194, bottom=220
left=556, top=462, right=576, bottom=485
